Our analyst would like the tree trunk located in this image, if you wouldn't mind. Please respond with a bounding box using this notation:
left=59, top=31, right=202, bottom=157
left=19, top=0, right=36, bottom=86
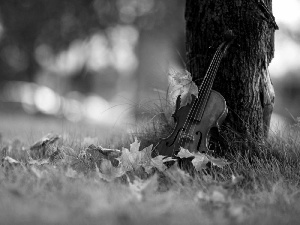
left=185, top=0, right=276, bottom=156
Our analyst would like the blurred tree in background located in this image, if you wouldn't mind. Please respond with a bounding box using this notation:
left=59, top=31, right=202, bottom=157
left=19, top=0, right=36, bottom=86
left=0, top=0, right=97, bottom=82
left=0, top=0, right=184, bottom=123
left=0, top=0, right=184, bottom=90
left=0, top=0, right=300, bottom=128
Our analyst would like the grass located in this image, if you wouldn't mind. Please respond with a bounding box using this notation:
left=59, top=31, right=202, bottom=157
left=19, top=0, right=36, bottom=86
left=1, top=104, right=300, bottom=225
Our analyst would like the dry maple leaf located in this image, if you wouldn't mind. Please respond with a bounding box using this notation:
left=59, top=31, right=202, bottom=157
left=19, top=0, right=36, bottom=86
left=176, top=147, right=195, bottom=158
left=119, top=147, right=134, bottom=172
left=192, top=153, right=209, bottom=171
left=151, top=155, right=167, bottom=171
left=118, top=138, right=152, bottom=172
left=139, top=144, right=153, bottom=173
left=168, top=69, right=198, bottom=108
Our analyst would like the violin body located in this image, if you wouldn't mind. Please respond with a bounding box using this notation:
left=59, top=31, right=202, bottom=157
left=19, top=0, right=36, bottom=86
left=151, top=90, right=227, bottom=158
left=152, top=31, right=235, bottom=159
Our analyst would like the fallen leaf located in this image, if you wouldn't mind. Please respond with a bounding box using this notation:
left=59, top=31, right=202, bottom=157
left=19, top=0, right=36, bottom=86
left=129, top=137, right=140, bottom=158
left=169, top=69, right=198, bottom=107
left=119, top=147, right=134, bottom=172
left=176, top=147, right=194, bottom=158
left=96, top=159, right=125, bottom=182
left=208, top=156, right=230, bottom=168
left=30, top=133, right=60, bottom=150
left=30, top=133, right=60, bottom=159
left=118, top=138, right=150, bottom=172
left=162, top=157, right=177, bottom=163
left=139, top=144, right=153, bottom=172
left=3, top=156, right=20, bottom=165
left=49, top=148, right=65, bottom=164
left=151, top=155, right=167, bottom=171
left=192, top=153, right=209, bottom=171
left=2, top=156, right=25, bottom=171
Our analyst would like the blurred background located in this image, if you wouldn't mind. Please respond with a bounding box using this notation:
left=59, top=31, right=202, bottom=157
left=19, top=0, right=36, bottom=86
left=0, top=0, right=299, bottom=136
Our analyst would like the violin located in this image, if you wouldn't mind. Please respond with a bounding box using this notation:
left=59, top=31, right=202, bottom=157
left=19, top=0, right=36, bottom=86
left=151, top=33, right=235, bottom=158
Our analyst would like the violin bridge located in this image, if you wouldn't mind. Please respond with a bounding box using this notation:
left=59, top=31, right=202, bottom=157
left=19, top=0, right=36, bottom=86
left=180, top=133, right=194, bottom=142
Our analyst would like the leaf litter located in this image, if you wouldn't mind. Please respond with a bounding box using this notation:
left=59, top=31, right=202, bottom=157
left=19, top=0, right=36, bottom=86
left=0, top=132, right=292, bottom=225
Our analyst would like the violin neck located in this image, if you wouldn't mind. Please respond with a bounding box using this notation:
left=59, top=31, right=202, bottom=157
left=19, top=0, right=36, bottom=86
left=198, top=43, right=226, bottom=101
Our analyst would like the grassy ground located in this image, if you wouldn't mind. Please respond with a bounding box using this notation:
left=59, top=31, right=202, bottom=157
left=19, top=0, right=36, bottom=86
left=1, top=110, right=300, bottom=225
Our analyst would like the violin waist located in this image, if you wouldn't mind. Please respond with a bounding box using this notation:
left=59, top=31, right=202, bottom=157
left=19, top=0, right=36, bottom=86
left=151, top=90, right=227, bottom=158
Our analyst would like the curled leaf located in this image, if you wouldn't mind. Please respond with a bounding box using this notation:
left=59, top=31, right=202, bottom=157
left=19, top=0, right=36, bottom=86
left=191, top=153, right=209, bottom=171
left=176, top=147, right=194, bottom=159
left=30, top=133, right=60, bottom=150
left=30, top=133, right=60, bottom=159
left=96, top=159, right=125, bottom=182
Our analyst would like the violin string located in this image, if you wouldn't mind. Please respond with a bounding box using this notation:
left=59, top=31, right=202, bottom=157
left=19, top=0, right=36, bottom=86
left=187, top=43, right=230, bottom=154
left=184, top=47, right=223, bottom=151
left=175, top=46, right=222, bottom=155
left=171, top=50, right=219, bottom=156
left=173, top=45, right=223, bottom=156
left=198, top=44, right=231, bottom=122
left=197, top=48, right=224, bottom=120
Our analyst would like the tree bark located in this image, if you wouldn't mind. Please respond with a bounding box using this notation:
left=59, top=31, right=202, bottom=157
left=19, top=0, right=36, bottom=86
left=185, top=0, right=276, bottom=155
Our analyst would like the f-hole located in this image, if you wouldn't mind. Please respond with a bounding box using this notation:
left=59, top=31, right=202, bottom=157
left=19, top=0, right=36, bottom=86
left=166, top=128, right=184, bottom=147
left=196, top=130, right=202, bottom=151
